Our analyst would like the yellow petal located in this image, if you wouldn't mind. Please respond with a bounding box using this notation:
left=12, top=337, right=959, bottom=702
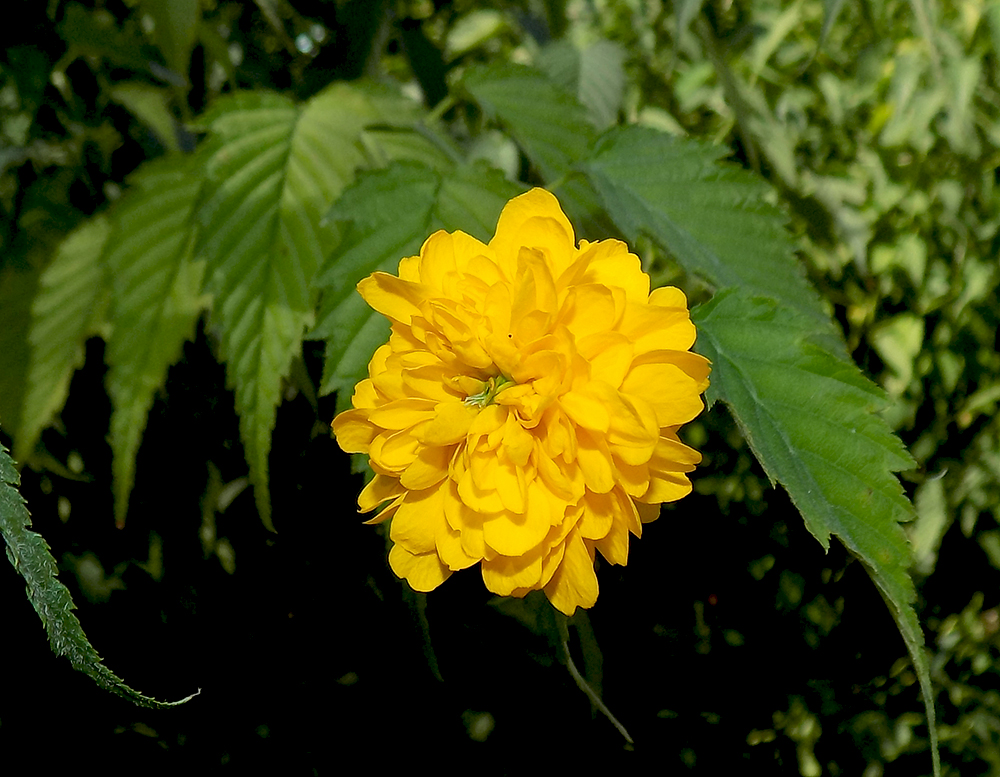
left=543, top=528, right=598, bottom=615
left=388, top=543, right=451, bottom=592
left=418, top=401, right=478, bottom=445
left=578, top=490, right=615, bottom=541
left=435, top=522, right=480, bottom=570
left=501, top=412, right=533, bottom=466
left=358, top=473, right=405, bottom=513
left=490, top=189, right=575, bottom=276
left=620, top=362, right=705, bottom=427
left=495, top=457, right=527, bottom=514
left=574, top=239, right=648, bottom=301
left=482, top=481, right=550, bottom=556
left=481, top=548, right=544, bottom=596
left=560, top=390, right=610, bottom=433
left=389, top=486, right=446, bottom=554
left=594, top=492, right=629, bottom=565
left=400, top=444, right=453, bottom=490
left=367, top=398, right=437, bottom=431
left=332, top=408, right=377, bottom=453
left=357, top=271, right=431, bottom=325
left=369, top=430, right=420, bottom=473
left=575, top=427, right=615, bottom=494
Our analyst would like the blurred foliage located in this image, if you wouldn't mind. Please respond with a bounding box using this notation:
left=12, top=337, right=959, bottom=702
left=1, top=0, right=999, bottom=774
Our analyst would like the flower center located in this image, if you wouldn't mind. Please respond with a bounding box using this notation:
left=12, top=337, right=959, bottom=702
left=464, top=374, right=515, bottom=408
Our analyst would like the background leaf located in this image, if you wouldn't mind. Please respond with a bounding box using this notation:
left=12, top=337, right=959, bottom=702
left=693, top=288, right=938, bottom=776
left=0, top=265, right=39, bottom=435
left=104, top=154, right=207, bottom=526
left=17, top=218, right=111, bottom=462
left=312, top=160, right=523, bottom=410
left=0, top=438, right=197, bottom=708
left=538, top=39, right=627, bottom=132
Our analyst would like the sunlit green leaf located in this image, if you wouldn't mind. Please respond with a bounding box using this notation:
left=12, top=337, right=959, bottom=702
left=105, top=154, right=208, bottom=527
left=0, top=438, right=198, bottom=708
left=194, top=85, right=390, bottom=530
left=313, top=160, right=522, bottom=409
left=693, top=288, right=938, bottom=777
left=17, top=217, right=111, bottom=462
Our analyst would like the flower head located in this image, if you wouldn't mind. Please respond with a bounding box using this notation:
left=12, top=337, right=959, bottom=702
left=333, top=188, right=709, bottom=614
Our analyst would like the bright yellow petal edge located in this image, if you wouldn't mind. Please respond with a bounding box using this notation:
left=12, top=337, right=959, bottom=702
left=332, top=188, right=710, bottom=615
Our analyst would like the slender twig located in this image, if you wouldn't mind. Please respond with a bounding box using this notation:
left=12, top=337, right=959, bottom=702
left=560, top=639, right=634, bottom=745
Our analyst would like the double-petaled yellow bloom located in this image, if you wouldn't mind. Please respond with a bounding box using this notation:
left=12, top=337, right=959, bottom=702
left=333, top=189, right=709, bottom=614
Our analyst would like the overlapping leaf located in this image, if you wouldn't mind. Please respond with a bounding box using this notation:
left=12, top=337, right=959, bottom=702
left=462, top=62, right=594, bottom=181
left=312, top=160, right=523, bottom=410
left=693, top=289, right=938, bottom=776
left=193, top=85, right=397, bottom=530
left=461, top=61, right=613, bottom=236
left=0, top=438, right=197, bottom=707
left=17, top=218, right=110, bottom=462
left=104, top=154, right=207, bottom=526
left=583, top=126, right=841, bottom=346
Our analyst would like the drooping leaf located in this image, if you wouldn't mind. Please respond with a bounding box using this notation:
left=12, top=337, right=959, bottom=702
left=17, top=217, right=111, bottom=462
left=105, top=154, right=208, bottom=527
left=583, top=126, right=840, bottom=344
left=109, top=82, right=181, bottom=153
left=312, top=160, right=523, bottom=410
left=692, top=288, right=938, bottom=777
left=0, top=437, right=198, bottom=708
left=194, top=85, right=395, bottom=530
left=537, top=39, right=627, bottom=132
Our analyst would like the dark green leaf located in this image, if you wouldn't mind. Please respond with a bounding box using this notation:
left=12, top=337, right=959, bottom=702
left=462, top=62, right=594, bottom=182
left=693, top=288, right=938, bottom=776
left=0, top=438, right=198, bottom=708
left=583, top=126, right=841, bottom=345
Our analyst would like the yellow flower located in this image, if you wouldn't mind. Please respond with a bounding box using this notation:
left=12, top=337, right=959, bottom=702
left=333, top=188, right=709, bottom=614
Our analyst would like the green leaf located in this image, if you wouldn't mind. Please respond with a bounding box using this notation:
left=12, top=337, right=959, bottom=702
left=537, top=39, right=627, bottom=132
left=109, top=82, right=181, bottom=153
left=313, top=160, right=523, bottom=409
left=142, top=0, right=200, bottom=84
left=0, top=437, right=198, bottom=708
left=693, top=289, right=938, bottom=777
left=0, top=265, right=39, bottom=435
left=583, top=127, right=839, bottom=342
left=105, top=154, right=208, bottom=527
left=462, top=62, right=594, bottom=182
left=17, top=217, right=111, bottom=462
left=194, top=85, right=389, bottom=530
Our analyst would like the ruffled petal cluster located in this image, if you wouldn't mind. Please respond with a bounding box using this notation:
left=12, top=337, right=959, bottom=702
left=333, top=188, right=709, bottom=614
